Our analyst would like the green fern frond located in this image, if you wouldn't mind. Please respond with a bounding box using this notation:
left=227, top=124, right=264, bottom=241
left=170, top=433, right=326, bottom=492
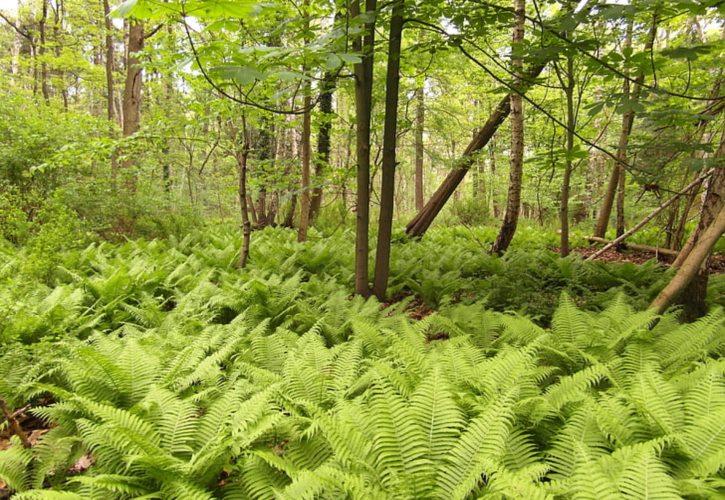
left=435, top=389, right=516, bottom=499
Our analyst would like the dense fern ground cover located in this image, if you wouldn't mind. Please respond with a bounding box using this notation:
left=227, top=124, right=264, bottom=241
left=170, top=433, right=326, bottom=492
left=1, top=226, right=724, bottom=499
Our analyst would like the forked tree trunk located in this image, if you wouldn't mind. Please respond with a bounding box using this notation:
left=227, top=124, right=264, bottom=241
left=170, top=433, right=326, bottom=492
left=351, top=0, right=377, bottom=296
left=490, top=0, right=525, bottom=256
left=414, top=84, right=425, bottom=211
left=372, top=0, right=404, bottom=300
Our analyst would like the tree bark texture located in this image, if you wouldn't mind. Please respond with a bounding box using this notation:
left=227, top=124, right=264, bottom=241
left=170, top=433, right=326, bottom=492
left=352, top=0, right=376, bottom=296
left=372, top=0, right=404, bottom=300
left=490, top=0, right=525, bottom=256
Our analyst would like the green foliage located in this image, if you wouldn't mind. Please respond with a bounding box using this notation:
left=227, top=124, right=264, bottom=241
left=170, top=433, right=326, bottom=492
left=1, top=227, right=723, bottom=498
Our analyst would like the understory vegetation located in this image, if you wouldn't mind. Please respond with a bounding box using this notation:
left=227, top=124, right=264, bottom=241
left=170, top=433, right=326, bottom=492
left=1, top=227, right=724, bottom=498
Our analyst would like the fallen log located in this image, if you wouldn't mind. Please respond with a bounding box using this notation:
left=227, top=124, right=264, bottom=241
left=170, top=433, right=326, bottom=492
left=586, top=236, right=679, bottom=257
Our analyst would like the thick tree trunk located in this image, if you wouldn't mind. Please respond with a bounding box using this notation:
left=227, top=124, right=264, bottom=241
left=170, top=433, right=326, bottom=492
left=120, top=19, right=144, bottom=191
left=490, top=0, right=525, bottom=256
left=371, top=0, right=403, bottom=300
left=352, top=0, right=376, bottom=296
left=310, top=70, right=336, bottom=222
left=414, top=85, right=425, bottom=212
left=651, top=206, right=725, bottom=315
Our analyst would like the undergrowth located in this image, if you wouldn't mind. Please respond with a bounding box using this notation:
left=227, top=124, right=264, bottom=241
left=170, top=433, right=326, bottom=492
left=1, top=226, right=723, bottom=498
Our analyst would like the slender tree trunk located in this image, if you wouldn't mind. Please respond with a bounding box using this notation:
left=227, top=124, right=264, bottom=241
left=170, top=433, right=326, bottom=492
left=121, top=19, right=144, bottom=191
left=297, top=0, right=312, bottom=242
left=405, top=2, right=594, bottom=238
left=256, top=190, right=267, bottom=225
left=586, top=172, right=711, bottom=261
left=310, top=70, right=337, bottom=222
left=248, top=194, right=258, bottom=226
left=414, top=84, right=425, bottom=212
left=102, top=0, right=118, bottom=177
left=372, top=0, right=404, bottom=300
left=297, top=95, right=312, bottom=240
left=352, top=0, right=376, bottom=296
left=39, top=0, right=50, bottom=102
left=490, top=0, right=525, bottom=255
left=674, top=133, right=725, bottom=268
left=489, top=140, right=499, bottom=217
left=237, top=119, right=252, bottom=268
left=559, top=46, right=575, bottom=257
left=594, top=17, right=657, bottom=237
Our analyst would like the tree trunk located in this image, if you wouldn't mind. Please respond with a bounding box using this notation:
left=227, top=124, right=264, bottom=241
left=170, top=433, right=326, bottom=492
left=39, top=0, right=50, bottom=102
left=248, top=194, right=258, bottom=226
left=102, top=0, right=118, bottom=178
left=352, top=0, right=376, bottom=296
left=120, top=19, right=144, bottom=191
left=673, top=132, right=725, bottom=268
left=559, top=44, right=575, bottom=257
left=650, top=206, right=725, bottom=315
left=490, top=0, right=525, bottom=256
left=586, top=172, right=711, bottom=261
left=310, top=70, right=337, bottom=222
left=405, top=3, right=594, bottom=238
left=297, top=95, right=312, bottom=240
left=594, top=17, right=657, bottom=237
left=237, top=121, right=252, bottom=268
left=371, top=0, right=404, bottom=300
left=414, top=84, right=425, bottom=212
left=297, top=0, right=312, bottom=242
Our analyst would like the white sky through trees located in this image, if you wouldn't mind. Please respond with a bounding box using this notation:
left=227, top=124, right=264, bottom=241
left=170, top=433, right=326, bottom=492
left=0, top=0, right=17, bottom=12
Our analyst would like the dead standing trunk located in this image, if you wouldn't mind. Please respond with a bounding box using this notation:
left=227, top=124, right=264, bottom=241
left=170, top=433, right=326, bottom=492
left=490, top=0, right=525, bottom=255
left=371, top=0, right=404, bottom=300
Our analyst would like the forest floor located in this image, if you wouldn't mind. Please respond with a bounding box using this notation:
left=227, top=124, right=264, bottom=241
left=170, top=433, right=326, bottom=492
left=551, top=245, right=725, bottom=273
